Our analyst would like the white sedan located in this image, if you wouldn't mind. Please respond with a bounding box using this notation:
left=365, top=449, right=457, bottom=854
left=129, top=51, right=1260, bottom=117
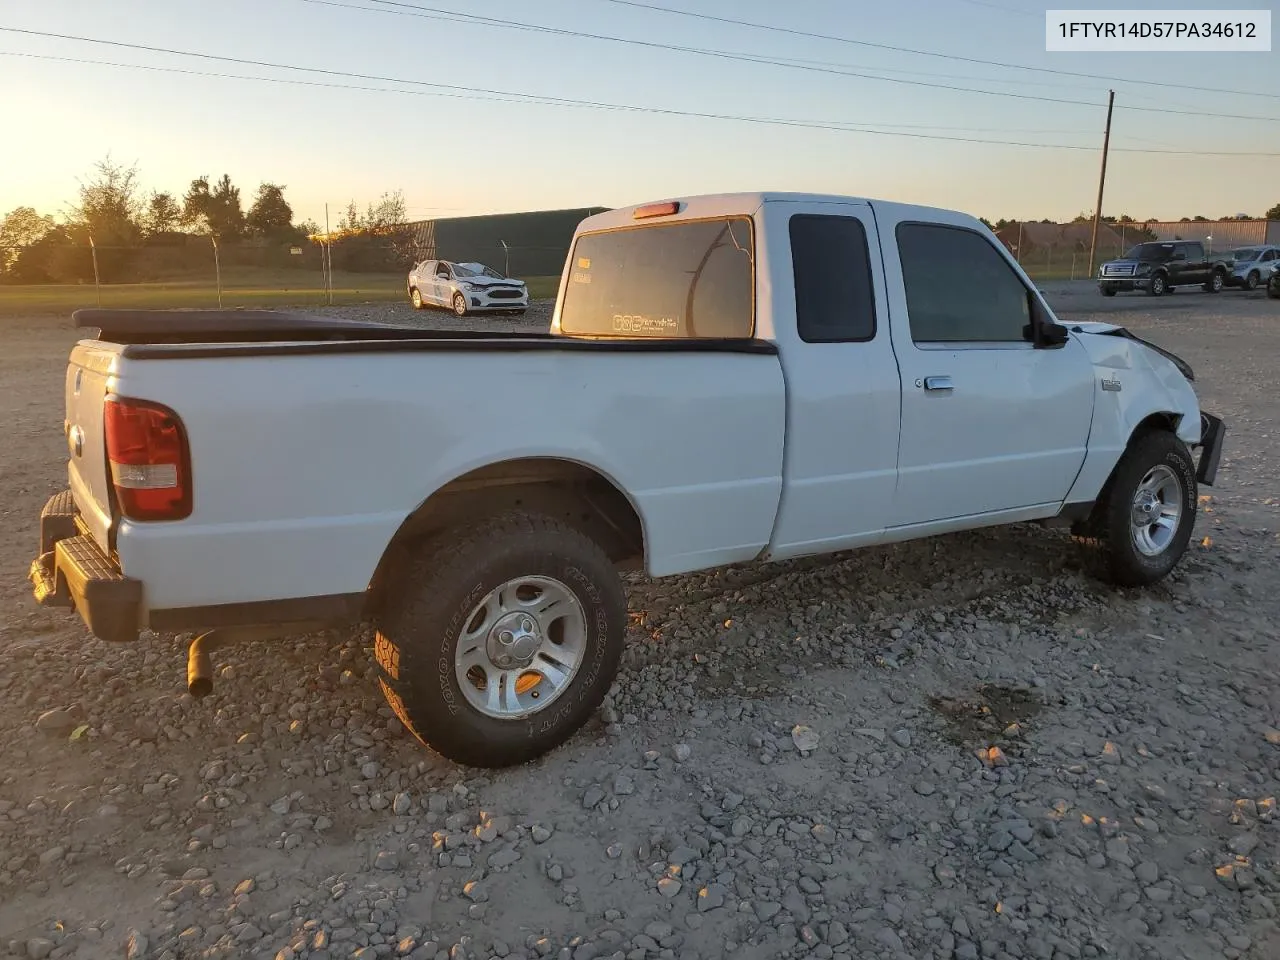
left=407, top=260, right=529, bottom=316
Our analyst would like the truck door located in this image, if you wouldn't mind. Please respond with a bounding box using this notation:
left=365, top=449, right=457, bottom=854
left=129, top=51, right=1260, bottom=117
left=757, top=199, right=903, bottom=560
left=1180, top=241, right=1207, bottom=284
left=878, top=210, right=1095, bottom=526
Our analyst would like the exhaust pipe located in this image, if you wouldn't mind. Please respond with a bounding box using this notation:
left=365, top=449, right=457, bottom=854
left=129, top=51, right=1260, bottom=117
left=186, top=631, right=222, bottom=698
left=185, top=623, right=327, bottom=697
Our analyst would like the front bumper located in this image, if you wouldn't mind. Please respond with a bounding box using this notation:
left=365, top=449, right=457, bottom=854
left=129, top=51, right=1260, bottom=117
left=465, top=288, right=529, bottom=310
left=1098, top=276, right=1152, bottom=292
left=29, top=491, right=141, bottom=643
left=1195, top=412, right=1226, bottom=487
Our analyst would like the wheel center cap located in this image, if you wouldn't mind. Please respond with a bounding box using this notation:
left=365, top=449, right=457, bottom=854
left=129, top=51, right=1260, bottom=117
left=487, top=613, right=540, bottom=669
left=1133, top=492, right=1159, bottom=523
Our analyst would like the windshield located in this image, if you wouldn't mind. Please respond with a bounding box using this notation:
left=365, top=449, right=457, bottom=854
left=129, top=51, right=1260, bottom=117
left=1231, top=247, right=1262, bottom=261
left=452, top=262, right=503, bottom=279
left=1125, top=243, right=1173, bottom=261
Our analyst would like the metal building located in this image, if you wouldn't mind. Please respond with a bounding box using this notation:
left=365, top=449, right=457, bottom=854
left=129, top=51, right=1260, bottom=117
left=1143, top=220, right=1280, bottom=250
left=406, top=206, right=610, bottom=277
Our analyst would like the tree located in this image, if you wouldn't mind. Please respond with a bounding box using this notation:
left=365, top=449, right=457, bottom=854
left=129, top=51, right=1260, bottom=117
left=209, top=174, right=245, bottom=240
left=181, top=174, right=245, bottom=240
left=337, top=199, right=363, bottom=233
left=143, top=192, right=182, bottom=236
left=1191, top=215, right=1209, bottom=222
left=246, top=183, right=295, bottom=240
left=67, top=154, right=143, bottom=247
left=1266, top=202, right=1280, bottom=220
left=0, top=206, right=55, bottom=276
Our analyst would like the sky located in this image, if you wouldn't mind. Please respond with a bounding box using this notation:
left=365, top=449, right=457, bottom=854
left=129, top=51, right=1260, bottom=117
left=1, top=0, right=1277, bottom=228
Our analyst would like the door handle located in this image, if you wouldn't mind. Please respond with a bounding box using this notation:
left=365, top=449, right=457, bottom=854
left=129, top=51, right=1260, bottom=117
left=922, top=376, right=954, bottom=392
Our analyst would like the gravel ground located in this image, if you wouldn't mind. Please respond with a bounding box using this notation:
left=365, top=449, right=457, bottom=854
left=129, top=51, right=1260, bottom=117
left=2, top=284, right=1279, bottom=960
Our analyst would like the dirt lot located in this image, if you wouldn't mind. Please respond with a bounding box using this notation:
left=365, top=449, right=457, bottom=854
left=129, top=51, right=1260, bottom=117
left=1, top=284, right=1278, bottom=960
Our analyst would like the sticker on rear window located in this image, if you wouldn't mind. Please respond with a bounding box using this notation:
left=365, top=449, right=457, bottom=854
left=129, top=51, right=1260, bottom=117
left=578, top=258, right=591, bottom=269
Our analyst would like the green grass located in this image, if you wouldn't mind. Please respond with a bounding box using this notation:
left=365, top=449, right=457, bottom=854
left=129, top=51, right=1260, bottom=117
left=0, top=270, right=562, bottom=316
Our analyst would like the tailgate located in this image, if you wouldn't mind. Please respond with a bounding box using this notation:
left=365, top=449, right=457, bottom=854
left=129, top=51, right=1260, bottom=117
left=65, top=341, right=119, bottom=554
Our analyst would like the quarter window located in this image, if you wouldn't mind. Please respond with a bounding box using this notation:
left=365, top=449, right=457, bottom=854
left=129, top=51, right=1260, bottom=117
left=896, top=223, right=1030, bottom=343
left=789, top=214, right=876, bottom=342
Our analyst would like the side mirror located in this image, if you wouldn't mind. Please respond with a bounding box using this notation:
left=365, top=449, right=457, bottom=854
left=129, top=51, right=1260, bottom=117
left=1025, top=294, right=1069, bottom=348
left=1040, top=321, right=1070, bottom=346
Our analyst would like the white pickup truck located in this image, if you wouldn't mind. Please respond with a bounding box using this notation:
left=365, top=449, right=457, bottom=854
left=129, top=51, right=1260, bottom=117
left=30, top=192, right=1226, bottom=768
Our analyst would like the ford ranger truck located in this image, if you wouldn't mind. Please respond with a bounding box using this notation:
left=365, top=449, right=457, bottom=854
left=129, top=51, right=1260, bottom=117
left=30, top=192, right=1227, bottom=768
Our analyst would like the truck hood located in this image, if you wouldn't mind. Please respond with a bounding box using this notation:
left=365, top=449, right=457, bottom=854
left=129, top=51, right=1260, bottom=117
left=1066, top=321, right=1195, bottom=382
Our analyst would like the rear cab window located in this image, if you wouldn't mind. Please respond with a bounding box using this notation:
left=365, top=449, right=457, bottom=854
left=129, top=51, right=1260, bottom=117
left=559, top=217, right=754, bottom=338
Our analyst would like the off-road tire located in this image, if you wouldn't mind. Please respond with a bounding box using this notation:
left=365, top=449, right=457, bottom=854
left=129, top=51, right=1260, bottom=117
left=372, top=511, right=627, bottom=768
left=1074, top=430, right=1197, bottom=587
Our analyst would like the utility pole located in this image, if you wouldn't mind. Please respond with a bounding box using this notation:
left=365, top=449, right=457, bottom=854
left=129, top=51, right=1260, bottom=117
left=211, top=235, right=222, bottom=308
left=1087, top=89, right=1116, bottom=281
left=324, top=203, right=333, bottom=306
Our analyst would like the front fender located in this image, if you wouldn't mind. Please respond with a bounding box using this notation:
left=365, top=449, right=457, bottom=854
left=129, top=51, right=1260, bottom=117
left=1062, top=326, right=1201, bottom=504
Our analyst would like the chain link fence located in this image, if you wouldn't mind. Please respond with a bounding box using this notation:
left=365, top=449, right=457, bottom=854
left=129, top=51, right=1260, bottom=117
left=0, top=236, right=572, bottom=312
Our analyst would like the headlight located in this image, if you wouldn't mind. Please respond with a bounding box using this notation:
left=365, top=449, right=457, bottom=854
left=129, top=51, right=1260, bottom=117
left=1136, top=264, right=1152, bottom=275
left=460, top=282, right=474, bottom=291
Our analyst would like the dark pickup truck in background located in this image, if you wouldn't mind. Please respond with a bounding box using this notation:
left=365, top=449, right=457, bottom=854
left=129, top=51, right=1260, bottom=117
left=1098, top=240, right=1233, bottom=297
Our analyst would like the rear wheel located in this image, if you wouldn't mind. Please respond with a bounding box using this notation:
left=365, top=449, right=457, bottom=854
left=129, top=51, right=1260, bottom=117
left=1203, top=270, right=1225, bottom=293
left=372, top=511, right=627, bottom=767
left=1075, top=430, right=1197, bottom=587
left=1244, top=271, right=1260, bottom=291
left=452, top=292, right=468, bottom=317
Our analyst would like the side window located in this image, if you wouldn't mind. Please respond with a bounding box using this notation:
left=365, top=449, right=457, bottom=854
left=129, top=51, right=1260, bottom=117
left=1262, top=250, right=1276, bottom=262
left=789, top=214, right=876, bottom=343
left=896, top=222, right=1030, bottom=344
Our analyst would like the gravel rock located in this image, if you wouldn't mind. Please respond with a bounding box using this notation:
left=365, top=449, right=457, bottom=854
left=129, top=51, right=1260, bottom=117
left=2, top=293, right=1279, bottom=960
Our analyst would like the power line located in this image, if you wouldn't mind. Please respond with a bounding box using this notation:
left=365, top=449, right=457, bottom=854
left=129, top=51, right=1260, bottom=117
left=328, top=0, right=1280, bottom=123
left=4, top=40, right=1280, bottom=157
left=310, top=0, right=1112, bottom=97
left=592, top=0, right=1280, bottom=102
left=951, top=0, right=1039, bottom=16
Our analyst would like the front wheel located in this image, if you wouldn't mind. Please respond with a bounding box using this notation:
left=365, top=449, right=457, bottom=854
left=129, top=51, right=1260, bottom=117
left=1147, top=273, right=1167, bottom=296
left=1100, top=285, right=1117, bottom=297
left=372, top=511, right=627, bottom=767
left=452, top=292, right=468, bottom=317
left=1078, top=431, right=1197, bottom=587
left=410, top=287, right=424, bottom=310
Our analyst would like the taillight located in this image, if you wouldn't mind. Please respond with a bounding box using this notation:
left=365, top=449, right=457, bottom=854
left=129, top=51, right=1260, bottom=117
left=103, top=397, right=192, bottom=521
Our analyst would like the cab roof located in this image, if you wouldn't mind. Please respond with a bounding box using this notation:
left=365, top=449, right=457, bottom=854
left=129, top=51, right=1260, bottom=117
left=575, top=191, right=990, bottom=234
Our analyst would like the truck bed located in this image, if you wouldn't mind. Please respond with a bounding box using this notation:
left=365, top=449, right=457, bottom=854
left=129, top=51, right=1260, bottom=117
left=60, top=309, right=788, bottom=621
left=74, top=309, right=777, bottom=357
